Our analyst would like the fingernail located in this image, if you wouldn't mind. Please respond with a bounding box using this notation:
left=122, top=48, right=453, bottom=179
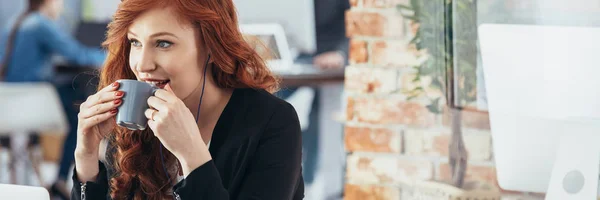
left=112, top=82, right=119, bottom=87
left=114, top=99, right=122, bottom=104
left=111, top=109, right=118, bottom=114
left=115, top=91, right=124, bottom=96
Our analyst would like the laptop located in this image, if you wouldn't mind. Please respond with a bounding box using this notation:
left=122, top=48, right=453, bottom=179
left=0, top=184, right=50, bottom=200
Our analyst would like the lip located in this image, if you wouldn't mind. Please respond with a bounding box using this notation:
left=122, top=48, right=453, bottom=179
left=140, top=78, right=169, bottom=82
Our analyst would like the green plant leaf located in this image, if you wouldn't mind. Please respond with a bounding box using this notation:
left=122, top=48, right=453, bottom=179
left=396, top=4, right=413, bottom=11
left=402, top=15, right=419, bottom=22
left=409, top=36, right=420, bottom=45
left=411, top=0, right=422, bottom=13
left=426, top=97, right=442, bottom=113
left=407, top=94, right=418, bottom=101
left=426, top=103, right=441, bottom=114
left=412, top=75, right=421, bottom=82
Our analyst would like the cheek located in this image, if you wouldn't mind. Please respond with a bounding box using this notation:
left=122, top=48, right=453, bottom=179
left=167, top=52, right=203, bottom=97
left=155, top=55, right=182, bottom=76
left=158, top=52, right=197, bottom=76
left=128, top=51, right=138, bottom=72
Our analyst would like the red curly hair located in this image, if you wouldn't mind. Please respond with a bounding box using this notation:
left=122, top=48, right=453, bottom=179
left=97, top=0, right=279, bottom=199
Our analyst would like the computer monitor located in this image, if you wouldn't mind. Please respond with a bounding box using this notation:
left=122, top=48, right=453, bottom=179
left=240, top=24, right=294, bottom=72
left=233, top=0, right=316, bottom=56
left=75, top=22, right=108, bottom=49
left=479, top=24, right=600, bottom=199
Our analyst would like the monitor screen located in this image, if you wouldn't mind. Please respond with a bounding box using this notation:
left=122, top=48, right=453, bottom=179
left=243, top=34, right=281, bottom=61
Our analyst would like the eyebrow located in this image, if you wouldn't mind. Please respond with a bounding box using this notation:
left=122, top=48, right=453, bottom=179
left=127, top=31, right=178, bottom=39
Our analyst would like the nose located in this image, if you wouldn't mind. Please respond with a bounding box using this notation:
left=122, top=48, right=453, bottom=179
left=135, top=48, right=156, bottom=73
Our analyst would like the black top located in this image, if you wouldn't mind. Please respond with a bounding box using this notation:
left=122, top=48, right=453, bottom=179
left=314, top=0, right=350, bottom=57
left=71, top=88, right=304, bottom=200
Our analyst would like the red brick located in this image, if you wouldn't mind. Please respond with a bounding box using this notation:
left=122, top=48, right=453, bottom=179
left=346, top=97, right=356, bottom=122
left=347, top=155, right=398, bottom=184
left=442, top=107, right=491, bottom=130
left=349, top=39, right=368, bottom=64
left=438, top=163, right=498, bottom=188
left=344, top=125, right=401, bottom=153
left=346, top=154, right=433, bottom=185
left=346, top=10, right=404, bottom=38
left=404, top=128, right=449, bottom=157
left=397, top=158, right=434, bottom=182
left=344, top=184, right=401, bottom=200
left=346, top=97, right=437, bottom=126
left=372, top=40, right=425, bottom=67
left=345, top=67, right=397, bottom=94
left=363, top=0, right=409, bottom=8
left=404, top=128, right=492, bottom=161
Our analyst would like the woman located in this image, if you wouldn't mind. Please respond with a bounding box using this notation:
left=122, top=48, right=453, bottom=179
left=71, top=0, right=303, bottom=199
left=0, top=0, right=105, bottom=198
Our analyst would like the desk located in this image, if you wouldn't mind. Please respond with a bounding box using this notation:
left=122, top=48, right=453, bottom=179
left=276, top=64, right=345, bottom=87
left=57, top=63, right=346, bottom=88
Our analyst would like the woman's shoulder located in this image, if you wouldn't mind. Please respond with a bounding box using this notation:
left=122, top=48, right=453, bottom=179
left=235, top=88, right=299, bottom=126
left=20, top=12, right=48, bottom=29
left=235, top=88, right=301, bottom=140
left=238, top=88, right=296, bottom=114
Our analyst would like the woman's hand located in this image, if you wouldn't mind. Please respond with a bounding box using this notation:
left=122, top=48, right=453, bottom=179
left=76, top=81, right=122, bottom=155
left=75, top=81, right=123, bottom=182
left=145, top=85, right=211, bottom=175
left=313, top=51, right=345, bottom=69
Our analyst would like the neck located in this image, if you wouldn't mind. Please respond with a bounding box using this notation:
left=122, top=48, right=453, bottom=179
left=183, top=76, right=233, bottom=132
left=38, top=5, right=55, bottom=20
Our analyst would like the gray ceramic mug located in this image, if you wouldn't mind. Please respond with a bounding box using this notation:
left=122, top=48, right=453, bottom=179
left=115, top=79, right=159, bottom=130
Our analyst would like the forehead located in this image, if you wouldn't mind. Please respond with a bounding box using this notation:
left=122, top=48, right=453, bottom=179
left=128, top=7, right=195, bottom=37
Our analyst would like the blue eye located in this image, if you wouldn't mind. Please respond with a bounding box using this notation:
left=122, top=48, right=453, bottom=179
left=129, top=39, right=141, bottom=47
left=157, top=40, right=173, bottom=48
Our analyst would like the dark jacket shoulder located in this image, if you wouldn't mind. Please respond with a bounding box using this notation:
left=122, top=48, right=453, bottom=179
left=236, top=88, right=300, bottom=135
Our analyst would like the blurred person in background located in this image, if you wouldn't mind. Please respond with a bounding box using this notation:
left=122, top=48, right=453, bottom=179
left=277, top=0, right=349, bottom=196
left=0, top=0, right=106, bottom=199
left=310, top=0, right=350, bottom=69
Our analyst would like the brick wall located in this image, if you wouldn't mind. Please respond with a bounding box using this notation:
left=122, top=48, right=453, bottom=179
left=342, top=0, right=542, bottom=199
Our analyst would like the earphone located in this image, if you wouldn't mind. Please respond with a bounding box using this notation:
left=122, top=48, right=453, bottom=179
left=159, top=53, right=211, bottom=182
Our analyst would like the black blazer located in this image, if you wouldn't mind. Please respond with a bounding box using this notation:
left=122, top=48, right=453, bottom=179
left=314, top=0, right=351, bottom=57
left=71, top=88, right=304, bottom=200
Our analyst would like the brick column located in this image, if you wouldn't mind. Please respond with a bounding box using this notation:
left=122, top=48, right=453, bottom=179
left=343, top=0, right=542, bottom=199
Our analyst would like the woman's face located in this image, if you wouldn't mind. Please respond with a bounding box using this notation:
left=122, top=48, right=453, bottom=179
left=127, top=7, right=206, bottom=100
